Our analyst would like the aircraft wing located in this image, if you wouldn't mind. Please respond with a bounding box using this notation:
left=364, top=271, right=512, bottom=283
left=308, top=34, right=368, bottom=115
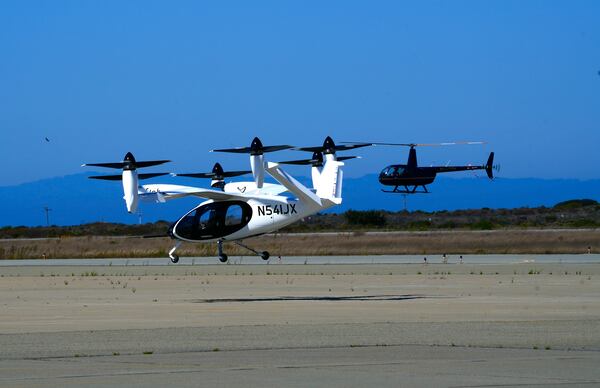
left=139, top=184, right=252, bottom=202
left=265, top=162, right=322, bottom=208
left=224, top=181, right=288, bottom=196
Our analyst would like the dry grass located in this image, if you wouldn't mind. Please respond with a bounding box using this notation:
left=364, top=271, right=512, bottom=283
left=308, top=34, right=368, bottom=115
left=1, top=229, right=599, bottom=259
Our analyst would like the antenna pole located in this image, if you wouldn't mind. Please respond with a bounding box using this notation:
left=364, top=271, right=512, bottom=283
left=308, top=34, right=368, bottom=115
left=43, top=206, right=52, bottom=226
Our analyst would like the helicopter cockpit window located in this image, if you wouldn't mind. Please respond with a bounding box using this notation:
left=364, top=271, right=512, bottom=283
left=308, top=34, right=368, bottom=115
left=395, top=167, right=405, bottom=175
left=381, top=167, right=394, bottom=176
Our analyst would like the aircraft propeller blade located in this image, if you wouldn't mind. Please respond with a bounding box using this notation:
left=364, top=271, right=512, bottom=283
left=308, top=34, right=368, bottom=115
left=88, top=172, right=168, bottom=180
left=88, top=174, right=123, bottom=180
left=280, top=151, right=326, bottom=167
left=337, top=156, right=360, bottom=161
left=82, top=152, right=170, bottom=214
left=172, top=163, right=251, bottom=180
left=295, top=136, right=371, bottom=154
left=173, top=171, right=251, bottom=179
left=82, top=152, right=170, bottom=170
left=83, top=162, right=128, bottom=169
left=279, top=158, right=319, bottom=165
left=281, top=155, right=360, bottom=165
left=211, top=137, right=293, bottom=155
left=138, top=173, right=170, bottom=180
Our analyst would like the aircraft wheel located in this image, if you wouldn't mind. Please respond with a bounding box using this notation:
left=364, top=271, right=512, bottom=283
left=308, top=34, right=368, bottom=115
left=261, top=251, right=270, bottom=261
left=170, top=254, right=179, bottom=264
left=219, top=254, right=228, bottom=263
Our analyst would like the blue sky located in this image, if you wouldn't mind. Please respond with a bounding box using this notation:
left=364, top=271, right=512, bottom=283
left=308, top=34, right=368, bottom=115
left=1, top=1, right=599, bottom=185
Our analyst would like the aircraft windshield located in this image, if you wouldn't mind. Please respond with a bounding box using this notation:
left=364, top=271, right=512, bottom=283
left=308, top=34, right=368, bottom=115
left=381, top=166, right=394, bottom=176
left=381, top=166, right=404, bottom=176
left=175, top=201, right=252, bottom=240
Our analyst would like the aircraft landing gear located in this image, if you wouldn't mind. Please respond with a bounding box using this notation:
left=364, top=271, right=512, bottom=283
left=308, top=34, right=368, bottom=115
left=382, top=185, right=430, bottom=194
left=217, top=240, right=228, bottom=263
left=169, top=241, right=182, bottom=264
left=216, top=240, right=270, bottom=263
left=235, top=240, right=270, bottom=261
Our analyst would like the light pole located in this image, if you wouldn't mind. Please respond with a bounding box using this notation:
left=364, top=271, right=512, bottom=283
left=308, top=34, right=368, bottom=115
left=43, top=206, right=52, bottom=226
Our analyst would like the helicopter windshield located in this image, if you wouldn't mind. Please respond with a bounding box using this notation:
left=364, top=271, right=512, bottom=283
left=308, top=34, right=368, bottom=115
left=381, top=166, right=404, bottom=176
left=381, top=166, right=394, bottom=176
left=174, top=201, right=252, bottom=241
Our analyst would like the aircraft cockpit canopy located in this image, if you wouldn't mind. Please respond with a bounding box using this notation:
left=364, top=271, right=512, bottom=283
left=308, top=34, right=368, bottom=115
left=380, top=166, right=405, bottom=176
left=173, top=201, right=252, bottom=241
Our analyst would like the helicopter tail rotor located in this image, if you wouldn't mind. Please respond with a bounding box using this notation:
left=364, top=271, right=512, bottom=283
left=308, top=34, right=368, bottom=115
left=485, top=152, right=500, bottom=180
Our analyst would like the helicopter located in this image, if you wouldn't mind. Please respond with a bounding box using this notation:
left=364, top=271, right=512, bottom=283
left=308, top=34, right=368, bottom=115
left=344, top=141, right=497, bottom=194
left=83, top=136, right=368, bottom=263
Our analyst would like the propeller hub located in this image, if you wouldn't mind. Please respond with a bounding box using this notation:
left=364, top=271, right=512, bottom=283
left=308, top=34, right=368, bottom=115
left=323, top=136, right=336, bottom=154
left=212, top=162, right=224, bottom=177
left=250, top=137, right=264, bottom=156
left=312, top=152, right=324, bottom=167
left=123, top=152, right=137, bottom=170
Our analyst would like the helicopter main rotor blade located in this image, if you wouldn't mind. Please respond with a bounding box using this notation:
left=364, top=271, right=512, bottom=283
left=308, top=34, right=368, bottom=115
left=341, top=141, right=486, bottom=147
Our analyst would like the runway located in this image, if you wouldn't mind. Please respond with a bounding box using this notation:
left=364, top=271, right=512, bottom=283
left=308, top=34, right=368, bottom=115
left=1, top=259, right=599, bottom=387
left=2, top=345, right=599, bottom=388
left=2, top=253, right=600, bottom=266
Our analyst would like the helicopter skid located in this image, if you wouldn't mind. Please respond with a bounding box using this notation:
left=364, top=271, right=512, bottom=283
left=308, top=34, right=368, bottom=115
left=381, top=188, right=430, bottom=194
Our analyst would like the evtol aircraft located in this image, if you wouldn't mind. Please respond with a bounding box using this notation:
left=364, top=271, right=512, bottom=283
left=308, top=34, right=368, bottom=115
left=83, top=137, right=368, bottom=263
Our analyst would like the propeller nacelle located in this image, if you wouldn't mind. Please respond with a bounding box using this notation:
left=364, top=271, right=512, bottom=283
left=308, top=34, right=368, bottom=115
left=212, top=137, right=293, bottom=188
left=172, top=162, right=251, bottom=191
left=83, top=152, right=170, bottom=213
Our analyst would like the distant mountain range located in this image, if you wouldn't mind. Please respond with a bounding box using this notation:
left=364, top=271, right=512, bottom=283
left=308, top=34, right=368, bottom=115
left=1, top=172, right=599, bottom=227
